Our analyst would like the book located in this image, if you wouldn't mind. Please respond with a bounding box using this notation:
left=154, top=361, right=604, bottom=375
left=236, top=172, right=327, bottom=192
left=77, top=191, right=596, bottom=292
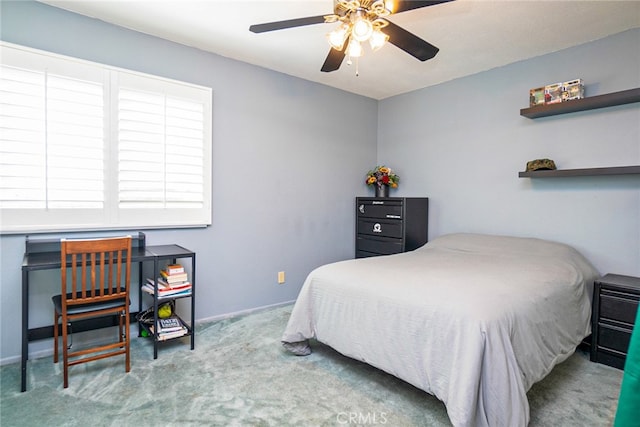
left=142, top=283, right=192, bottom=298
left=165, top=264, right=185, bottom=275
left=143, top=279, right=191, bottom=298
left=156, top=328, right=187, bottom=341
left=146, top=277, right=191, bottom=291
left=149, top=323, right=188, bottom=340
left=160, top=270, right=188, bottom=283
left=158, top=316, right=183, bottom=332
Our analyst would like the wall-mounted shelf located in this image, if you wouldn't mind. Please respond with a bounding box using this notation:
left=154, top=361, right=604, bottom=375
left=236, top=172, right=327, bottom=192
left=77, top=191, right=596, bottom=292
left=520, top=88, right=640, bottom=119
left=519, top=165, right=640, bottom=178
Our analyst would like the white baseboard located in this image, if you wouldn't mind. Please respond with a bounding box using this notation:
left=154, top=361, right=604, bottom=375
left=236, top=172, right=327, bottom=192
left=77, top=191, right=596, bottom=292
left=195, top=300, right=295, bottom=325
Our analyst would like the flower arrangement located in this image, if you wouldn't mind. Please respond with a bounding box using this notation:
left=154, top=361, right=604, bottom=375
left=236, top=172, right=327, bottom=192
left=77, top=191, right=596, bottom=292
left=366, top=166, right=399, bottom=188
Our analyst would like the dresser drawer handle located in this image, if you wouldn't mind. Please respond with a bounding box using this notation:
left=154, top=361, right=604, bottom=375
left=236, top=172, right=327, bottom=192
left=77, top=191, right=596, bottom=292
left=373, top=223, right=382, bottom=233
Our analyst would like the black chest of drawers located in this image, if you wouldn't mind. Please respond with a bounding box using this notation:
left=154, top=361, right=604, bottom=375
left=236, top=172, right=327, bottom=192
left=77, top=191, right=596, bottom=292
left=590, top=274, right=640, bottom=369
left=355, top=197, right=428, bottom=258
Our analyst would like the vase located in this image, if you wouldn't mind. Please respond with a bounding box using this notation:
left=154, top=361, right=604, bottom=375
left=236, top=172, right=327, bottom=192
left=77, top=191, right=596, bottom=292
left=375, top=185, right=389, bottom=198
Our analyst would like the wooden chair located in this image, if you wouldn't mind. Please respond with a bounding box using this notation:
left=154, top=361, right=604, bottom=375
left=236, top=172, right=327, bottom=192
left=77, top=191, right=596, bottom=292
left=52, top=236, right=132, bottom=388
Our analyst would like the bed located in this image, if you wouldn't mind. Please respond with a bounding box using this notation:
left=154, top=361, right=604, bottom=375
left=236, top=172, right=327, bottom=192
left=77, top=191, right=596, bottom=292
left=281, top=233, right=599, bottom=427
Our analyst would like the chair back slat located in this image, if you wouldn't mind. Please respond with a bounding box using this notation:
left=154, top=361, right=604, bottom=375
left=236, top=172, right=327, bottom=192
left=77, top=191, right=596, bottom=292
left=89, top=252, right=96, bottom=296
left=82, top=253, right=88, bottom=298
left=112, top=250, right=119, bottom=295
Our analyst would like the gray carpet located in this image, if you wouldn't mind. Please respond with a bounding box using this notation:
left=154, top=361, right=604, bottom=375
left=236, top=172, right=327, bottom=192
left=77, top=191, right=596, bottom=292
left=1, top=304, right=622, bottom=426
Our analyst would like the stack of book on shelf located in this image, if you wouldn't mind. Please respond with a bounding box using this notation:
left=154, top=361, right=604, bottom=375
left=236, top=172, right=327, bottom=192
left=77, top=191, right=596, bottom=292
left=142, top=263, right=192, bottom=298
left=151, top=316, right=188, bottom=341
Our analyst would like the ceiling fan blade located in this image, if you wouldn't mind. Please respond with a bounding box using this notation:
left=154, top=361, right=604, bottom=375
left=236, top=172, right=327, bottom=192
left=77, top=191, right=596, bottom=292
left=321, top=45, right=347, bottom=72
left=384, top=21, right=439, bottom=61
left=393, top=0, right=454, bottom=14
left=249, top=15, right=326, bottom=33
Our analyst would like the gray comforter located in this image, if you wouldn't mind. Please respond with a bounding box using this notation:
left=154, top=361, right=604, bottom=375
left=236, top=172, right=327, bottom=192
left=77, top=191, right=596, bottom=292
left=282, top=233, right=599, bottom=426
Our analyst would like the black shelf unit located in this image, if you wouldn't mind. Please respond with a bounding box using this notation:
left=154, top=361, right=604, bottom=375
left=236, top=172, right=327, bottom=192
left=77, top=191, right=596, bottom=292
left=519, top=165, right=640, bottom=178
left=138, top=245, right=196, bottom=359
left=520, top=88, right=640, bottom=119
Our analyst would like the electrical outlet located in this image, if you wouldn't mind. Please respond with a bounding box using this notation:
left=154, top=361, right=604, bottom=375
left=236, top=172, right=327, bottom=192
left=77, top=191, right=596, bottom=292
left=278, top=271, right=285, bottom=284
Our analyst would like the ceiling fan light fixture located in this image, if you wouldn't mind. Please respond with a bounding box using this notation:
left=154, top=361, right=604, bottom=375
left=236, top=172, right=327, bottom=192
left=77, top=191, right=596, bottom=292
left=351, top=10, right=373, bottom=42
left=369, top=28, right=389, bottom=51
left=327, top=24, right=349, bottom=50
left=346, top=38, right=363, bottom=58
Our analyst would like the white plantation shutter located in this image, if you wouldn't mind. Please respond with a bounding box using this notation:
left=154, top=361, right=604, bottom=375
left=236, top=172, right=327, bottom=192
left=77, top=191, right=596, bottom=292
left=0, top=65, right=47, bottom=209
left=118, top=88, right=166, bottom=208
left=165, top=97, right=205, bottom=206
left=0, top=43, right=211, bottom=233
left=118, top=88, right=204, bottom=209
left=46, top=74, right=105, bottom=209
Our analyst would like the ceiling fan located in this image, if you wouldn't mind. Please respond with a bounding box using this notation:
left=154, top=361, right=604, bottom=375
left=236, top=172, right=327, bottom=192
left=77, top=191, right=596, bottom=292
left=249, top=0, right=453, bottom=73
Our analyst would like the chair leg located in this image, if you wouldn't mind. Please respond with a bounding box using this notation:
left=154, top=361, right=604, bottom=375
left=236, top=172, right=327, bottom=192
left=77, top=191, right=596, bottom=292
left=62, top=320, right=69, bottom=388
left=53, top=312, right=59, bottom=364
left=125, top=311, right=131, bottom=373
left=67, top=323, right=73, bottom=349
left=119, top=311, right=124, bottom=343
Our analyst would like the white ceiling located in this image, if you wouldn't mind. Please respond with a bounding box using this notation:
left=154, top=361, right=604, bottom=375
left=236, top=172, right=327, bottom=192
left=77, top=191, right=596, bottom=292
left=38, top=0, right=640, bottom=100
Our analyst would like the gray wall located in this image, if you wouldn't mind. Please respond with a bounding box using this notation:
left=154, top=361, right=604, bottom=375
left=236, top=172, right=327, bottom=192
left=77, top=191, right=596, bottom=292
left=379, top=28, right=640, bottom=277
left=0, top=1, right=378, bottom=362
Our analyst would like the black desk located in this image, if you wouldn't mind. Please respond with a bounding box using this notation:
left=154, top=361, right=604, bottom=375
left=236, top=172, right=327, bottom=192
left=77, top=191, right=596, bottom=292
left=21, top=233, right=196, bottom=392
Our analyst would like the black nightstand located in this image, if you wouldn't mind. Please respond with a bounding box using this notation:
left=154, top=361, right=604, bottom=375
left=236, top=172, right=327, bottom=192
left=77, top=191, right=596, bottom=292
left=591, top=274, right=640, bottom=369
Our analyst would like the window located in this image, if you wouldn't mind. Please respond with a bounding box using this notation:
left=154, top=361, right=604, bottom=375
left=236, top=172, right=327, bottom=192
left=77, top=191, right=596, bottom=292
left=0, top=43, right=212, bottom=233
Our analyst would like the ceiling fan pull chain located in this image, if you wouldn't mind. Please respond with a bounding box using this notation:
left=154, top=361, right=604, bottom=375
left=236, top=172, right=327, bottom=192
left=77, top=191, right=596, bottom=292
left=345, top=55, right=359, bottom=76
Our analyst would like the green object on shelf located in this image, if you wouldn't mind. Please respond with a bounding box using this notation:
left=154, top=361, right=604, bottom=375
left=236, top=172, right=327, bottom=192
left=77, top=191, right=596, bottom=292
left=614, top=308, right=640, bottom=427
left=158, top=303, right=172, bottom=319
left=526, top=158, right=557, bottom=172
